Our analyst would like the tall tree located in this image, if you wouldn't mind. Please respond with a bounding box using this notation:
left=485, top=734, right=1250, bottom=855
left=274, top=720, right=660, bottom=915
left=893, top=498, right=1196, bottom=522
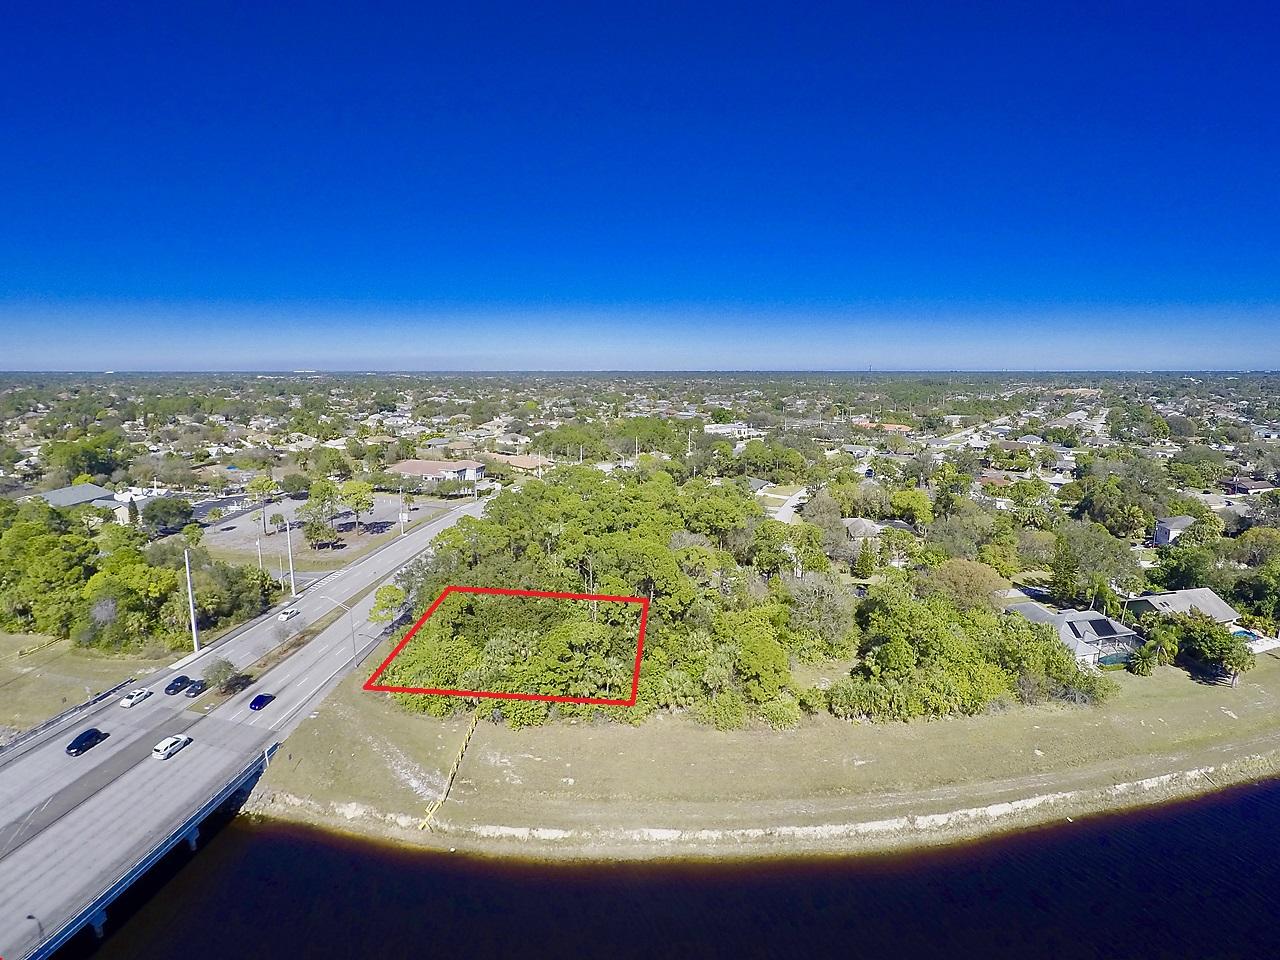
left=341, top=480, right=375, bottom=534
left=853, top=539, right=877, bottom=578
left=245, top=475, right=280, bottom=536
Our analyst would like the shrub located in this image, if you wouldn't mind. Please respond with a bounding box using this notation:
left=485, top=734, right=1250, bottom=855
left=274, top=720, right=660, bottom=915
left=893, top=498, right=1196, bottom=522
left=500, top=697, right=550, bottom=730
left=759, top=694, right=802, bottom=730
left=699, top=689, right=747, bottom=731
left=797, top=685, right=827, bottom=715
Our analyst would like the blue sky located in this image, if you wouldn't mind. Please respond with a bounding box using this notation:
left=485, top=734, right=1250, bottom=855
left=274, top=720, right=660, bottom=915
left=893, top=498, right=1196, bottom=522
left=1, top=2, right=1277, bottom=370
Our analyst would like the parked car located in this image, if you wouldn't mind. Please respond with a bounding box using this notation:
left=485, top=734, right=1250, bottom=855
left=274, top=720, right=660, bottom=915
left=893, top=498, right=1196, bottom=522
left=277, top=608, right=300, bottom=622
left=249, top=694, right=276, bottom=711
left=184, top=679, right=208, bottom=698
left=119, top=688, right=152, bottom=709
left=66, top=728, right=108, bottom=756
left=151, top=735, right=193, bottom=760
left=164, top=675, right=192, bottom=695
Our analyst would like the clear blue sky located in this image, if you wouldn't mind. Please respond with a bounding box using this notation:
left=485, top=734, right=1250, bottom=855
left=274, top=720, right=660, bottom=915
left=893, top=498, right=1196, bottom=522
left=1, top=2, right=1276, bottom=370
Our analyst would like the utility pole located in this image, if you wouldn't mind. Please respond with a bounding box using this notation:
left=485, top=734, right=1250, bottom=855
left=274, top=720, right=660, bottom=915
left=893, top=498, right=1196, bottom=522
left=256, top=537, right=263, bottom=572
left=286, top=519, right=298, bottom=597
left=183, top=548, right=200, bottom=652
left=399, top=484, right=406, bottom=536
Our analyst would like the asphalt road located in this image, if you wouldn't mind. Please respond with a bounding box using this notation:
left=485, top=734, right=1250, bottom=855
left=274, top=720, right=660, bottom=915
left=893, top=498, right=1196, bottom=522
left=0, top=496, right=486, bottom=960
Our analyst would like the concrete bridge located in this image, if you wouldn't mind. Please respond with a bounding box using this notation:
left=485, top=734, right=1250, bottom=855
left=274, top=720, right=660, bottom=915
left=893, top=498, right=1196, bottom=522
left=0, top=499, right=484, bottom=960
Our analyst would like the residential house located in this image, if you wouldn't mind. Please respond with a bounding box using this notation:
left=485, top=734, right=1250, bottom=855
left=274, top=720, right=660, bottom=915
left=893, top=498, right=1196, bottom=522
left=496, top=433, right=532, bottom=451
left=30, top=482, right=117, bottom=510
left=1125, top=588, right=1240, bottom=628
left=1223, top=477, right=1277, bottom=496
left=704, top=422, right=765, bottom=440
left=27, top=483, right=157, bottom=524
left=1154, top=515, right=1198, bottom=546
left=842, top=518, right=882, bottom=542
left=1007, top=601, right=1141, bottom=666
left=388, top=459, right=486, bottom=483
left=481, top=452, right=553, bottom=477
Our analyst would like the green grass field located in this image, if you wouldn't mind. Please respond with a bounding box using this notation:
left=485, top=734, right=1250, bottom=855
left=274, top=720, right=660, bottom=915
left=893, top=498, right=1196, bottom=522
left=0, top=632, right=174, bottom=735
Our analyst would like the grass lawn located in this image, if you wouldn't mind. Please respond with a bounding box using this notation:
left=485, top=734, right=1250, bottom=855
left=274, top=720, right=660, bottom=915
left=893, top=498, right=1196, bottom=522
left=765, top=484, right=805, bottom=497
left=1011, top=570, right=1050, bottom=587
left=0, top=632, right=174, bottom=736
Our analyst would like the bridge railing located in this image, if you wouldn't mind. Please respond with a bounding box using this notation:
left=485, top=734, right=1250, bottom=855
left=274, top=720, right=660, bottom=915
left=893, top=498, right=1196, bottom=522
left=26, top=742, right=279, bottom=960
left=0, top=678, right=136, bottom=758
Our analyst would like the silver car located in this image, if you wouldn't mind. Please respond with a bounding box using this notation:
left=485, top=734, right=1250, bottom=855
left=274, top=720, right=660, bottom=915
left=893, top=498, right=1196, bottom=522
left=119, top=688, right=153, bottom=709
left=151, top=735, right=193, bottom=760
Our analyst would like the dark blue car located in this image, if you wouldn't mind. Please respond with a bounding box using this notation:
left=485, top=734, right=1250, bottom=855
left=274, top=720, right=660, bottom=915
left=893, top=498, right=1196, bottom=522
left=165, top=675, right=192, bottom=695
left=66, top=727, right=108, bottom=756
left=249, top=694, right=275, bottom=711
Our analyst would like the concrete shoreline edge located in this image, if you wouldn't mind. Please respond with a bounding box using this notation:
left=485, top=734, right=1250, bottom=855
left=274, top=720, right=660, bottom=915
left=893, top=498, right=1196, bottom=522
left=240, top=749, right=1280, bottom=863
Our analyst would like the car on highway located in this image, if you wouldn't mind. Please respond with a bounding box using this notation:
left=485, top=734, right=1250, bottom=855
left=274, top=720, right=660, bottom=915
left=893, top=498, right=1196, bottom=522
left=277, top=608, right=301, bottom=622
left=119, top=688, right=153, bottom=709
left=164, top=675, right=193, bottom=695
left=249, top=694, right=276, bottom=711
left=184, top=679, right=208, bottom=698
left=152, top=735, right=193, bottom=760
left=66, top=728, right=108, bottom=756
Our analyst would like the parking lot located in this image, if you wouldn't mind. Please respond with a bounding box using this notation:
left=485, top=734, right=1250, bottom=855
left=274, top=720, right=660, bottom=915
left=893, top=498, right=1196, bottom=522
left=198, top=491, right=449, bottom=572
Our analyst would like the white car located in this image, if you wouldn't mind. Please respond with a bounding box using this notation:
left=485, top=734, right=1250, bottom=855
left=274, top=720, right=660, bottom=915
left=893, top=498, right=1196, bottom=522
left=152, top=735, right=193, bottom=760
left=119, top=688, right=153, bottom=709
left=277, top=608, right=301, bottom=622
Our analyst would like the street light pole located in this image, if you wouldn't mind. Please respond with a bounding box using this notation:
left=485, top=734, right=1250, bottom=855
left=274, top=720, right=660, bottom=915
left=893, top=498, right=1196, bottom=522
left=286, top=518, right=298, bottom=597
left=321, top=594, right=358, bottom=662
left=183, top=547, right=200, bottom=653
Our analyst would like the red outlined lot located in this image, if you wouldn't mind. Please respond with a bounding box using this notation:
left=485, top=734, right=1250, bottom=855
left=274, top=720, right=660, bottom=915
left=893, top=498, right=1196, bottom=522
left=362, top=585, right=649, bottom=706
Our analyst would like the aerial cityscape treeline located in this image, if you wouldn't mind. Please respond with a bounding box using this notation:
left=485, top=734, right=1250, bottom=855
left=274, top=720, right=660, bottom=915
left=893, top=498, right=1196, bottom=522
left=2, top=372, right=1279, bottom=730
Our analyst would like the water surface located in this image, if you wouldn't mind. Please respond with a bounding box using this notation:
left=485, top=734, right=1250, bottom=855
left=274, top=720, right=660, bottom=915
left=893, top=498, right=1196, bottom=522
left=71, top=780, right=1280, bottom=959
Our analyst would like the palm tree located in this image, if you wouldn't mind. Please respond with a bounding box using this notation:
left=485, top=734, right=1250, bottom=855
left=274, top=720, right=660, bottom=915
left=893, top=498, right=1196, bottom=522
left=1128, top=642, right=1157, bottom=676
left=1150, top=629, right=1180, bottom=666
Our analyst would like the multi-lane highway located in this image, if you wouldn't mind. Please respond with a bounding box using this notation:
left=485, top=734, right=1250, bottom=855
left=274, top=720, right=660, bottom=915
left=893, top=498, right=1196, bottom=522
left=0, top=497, right=485, bottom=960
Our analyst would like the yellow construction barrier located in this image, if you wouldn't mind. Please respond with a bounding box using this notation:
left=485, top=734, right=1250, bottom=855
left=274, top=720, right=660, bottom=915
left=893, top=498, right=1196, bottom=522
left=421, top=706, right=482, bottom=831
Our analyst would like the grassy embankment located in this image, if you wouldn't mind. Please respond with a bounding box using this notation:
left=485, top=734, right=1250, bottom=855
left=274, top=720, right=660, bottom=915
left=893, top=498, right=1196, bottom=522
left=249, top=640, right=1280, bottom=859
left=0, top=632, right=173, bottom=734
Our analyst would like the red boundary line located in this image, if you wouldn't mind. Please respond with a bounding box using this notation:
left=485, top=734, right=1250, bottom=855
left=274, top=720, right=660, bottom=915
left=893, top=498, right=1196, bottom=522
left=362, top=585, right=649, bottom=706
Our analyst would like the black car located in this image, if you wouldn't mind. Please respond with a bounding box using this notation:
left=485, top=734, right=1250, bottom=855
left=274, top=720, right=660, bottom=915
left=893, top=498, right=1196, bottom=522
left=184, top=679, right=208, bottom=698
left=249, top=694, right=275, bottom=711
left=164, top=675, right=192, bottom=695
left=66, top=728, right=108, bottom=756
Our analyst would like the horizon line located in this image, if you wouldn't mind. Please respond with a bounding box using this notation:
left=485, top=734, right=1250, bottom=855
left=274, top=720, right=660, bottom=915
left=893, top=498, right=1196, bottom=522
left=0, top=368, right=1276, bottom=376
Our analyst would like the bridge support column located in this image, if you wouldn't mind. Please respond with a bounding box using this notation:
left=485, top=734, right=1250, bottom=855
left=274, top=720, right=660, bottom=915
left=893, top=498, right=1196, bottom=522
left=185, top=825, right=200, bottom=852
left=90, top=908, right=108, bottom=938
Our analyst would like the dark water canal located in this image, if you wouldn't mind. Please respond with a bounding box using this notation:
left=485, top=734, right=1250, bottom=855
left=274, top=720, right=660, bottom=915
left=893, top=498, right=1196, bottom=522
left=61, top=778, right=1280, bottom=960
